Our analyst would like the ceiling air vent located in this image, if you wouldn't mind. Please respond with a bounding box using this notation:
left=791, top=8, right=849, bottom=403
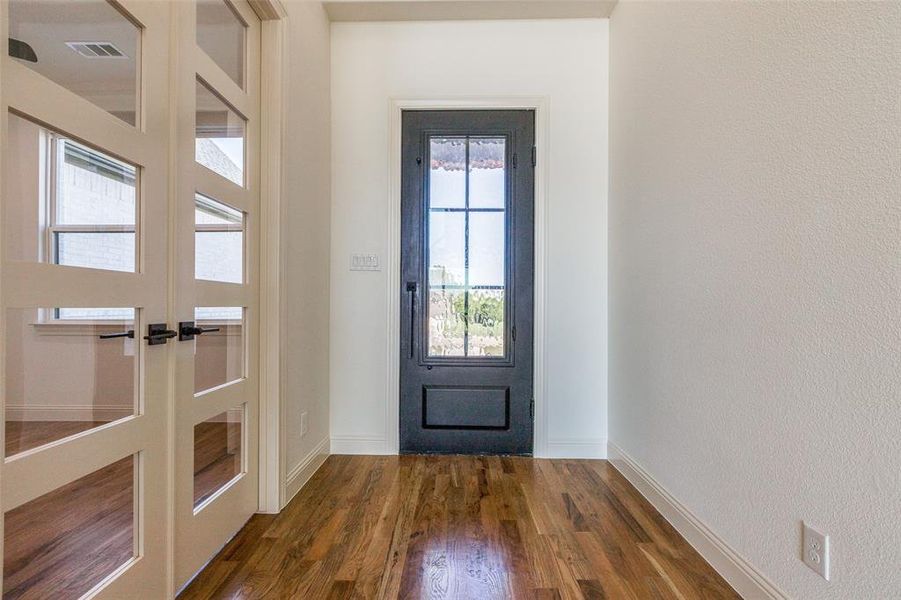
left=65, top=41, right=126, bottom=59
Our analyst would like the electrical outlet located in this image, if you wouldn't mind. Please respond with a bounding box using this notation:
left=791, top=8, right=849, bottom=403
left=802, top=522, right=830, bottom=580
left=300, top=411, right=308, bottom=437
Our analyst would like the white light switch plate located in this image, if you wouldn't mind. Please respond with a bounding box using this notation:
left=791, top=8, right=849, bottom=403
left=802, top=522, right=830, bottom=580
left=350, top=253, right=380, bottom=271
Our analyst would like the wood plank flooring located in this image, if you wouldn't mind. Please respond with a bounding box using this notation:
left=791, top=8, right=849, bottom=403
left=180, top=455, right=740, bottom=599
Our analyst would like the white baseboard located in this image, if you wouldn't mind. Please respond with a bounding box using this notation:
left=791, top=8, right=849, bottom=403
left=607, top=442, right=788, bottom=600
left=6, top=405, right=132, bottom=422
left=330, top=434, right=390, bottom=455
left=544, top=438, right=607, bottom=459
left=284, top=437, right=330, bottom=506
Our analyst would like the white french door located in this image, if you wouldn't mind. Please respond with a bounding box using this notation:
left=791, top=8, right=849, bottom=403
left=0, top=0, right=171, bottom=597
left=173, top=0, right=261, bottom=590
left=0, top=0, right=262, bottom=597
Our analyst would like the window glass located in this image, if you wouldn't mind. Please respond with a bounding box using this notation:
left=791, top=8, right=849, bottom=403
left=8, top=0, right=140, bottom=125
left=195, top=79, right=245, bottom=186
left=4, top=113, right=138, bottom=276
left=195, top=194, right=244, bottom=284
left=196, top=0, right=246, bottom=89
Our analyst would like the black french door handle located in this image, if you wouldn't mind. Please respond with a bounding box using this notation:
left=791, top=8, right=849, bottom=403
left=406, top=282, right=417, bottom=359
left=144, top=324, right=177, bottom=345
left=178, top=321, right=219, bottom=342
left=98, top=330, right=134, bottom=340
left=178, top=321, right=221, bottom=341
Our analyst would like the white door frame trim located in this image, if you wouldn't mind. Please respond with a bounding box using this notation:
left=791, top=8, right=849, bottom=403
left=385, top=96, right=550, bottom=457
left=258, top=12, right=287, bottom=513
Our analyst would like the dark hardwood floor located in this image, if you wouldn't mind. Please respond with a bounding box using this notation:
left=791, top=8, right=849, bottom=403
left=180, top=455, right=740, bottom=599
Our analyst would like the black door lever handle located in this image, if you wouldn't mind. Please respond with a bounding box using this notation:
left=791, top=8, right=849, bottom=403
left=99, top=330, right=134, bottom=340
left=144, top=323, right=177, bottom=345
left=178, top=321, right=221, bottom=341
left=406, top=282, right=417, bottom=359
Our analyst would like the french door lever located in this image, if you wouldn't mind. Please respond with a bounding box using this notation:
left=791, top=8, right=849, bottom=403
left=99, top=330, right=134, bottom=340
left=144, top=323, right=178, bottom=345
left=178, top=321, right=221, bottom=341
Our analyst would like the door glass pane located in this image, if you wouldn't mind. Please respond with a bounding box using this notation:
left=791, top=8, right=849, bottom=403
left=429, top=138, right=466, bottom=209
left=8, top=0, right=140, bottom=125
left=428, top=211, right=464, bottom=287
left=4, top=454, right=136, bottom=598
left=426, top=136, right=507, bottom=358
left=467, top=289, right=505, bottom=357
left=196, top=0, right=246, bottom=89
left=194, top=406, right=243, bottom=509
left=4, top=308, right=137, bottom=457
left=469, top=138, right=505, bottom=209
left=469, top=212, right=505, bottom=287
left=195, top=79, right=245, bottom=186
left=194, top=307, right=244, bottom=394
left=428, top=288, right=466, bottom=357
left=195, top=194, right=244, bottom=283
left=4, top=113, right=138, bottom=272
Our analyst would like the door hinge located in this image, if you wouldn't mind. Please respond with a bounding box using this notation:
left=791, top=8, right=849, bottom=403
left=532, top=145, right=537, bottom=167
left=416, top=156, right=422, bottom=166
left=512, top=153, right=517, bottom=168
left=512, top=326, right=516, bottom=342
left=530, top=397, right=534, bottom=419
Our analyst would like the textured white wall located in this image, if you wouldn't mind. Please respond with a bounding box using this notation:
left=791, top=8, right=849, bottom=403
left=330, top=19, right=608, bottom=456
left=282, top=1, right=332, bottom=473
left=609, top=2, right=901, bottom=598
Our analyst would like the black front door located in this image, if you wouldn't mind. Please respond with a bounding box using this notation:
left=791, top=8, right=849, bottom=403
left=400, top=110, right=535, bottom=455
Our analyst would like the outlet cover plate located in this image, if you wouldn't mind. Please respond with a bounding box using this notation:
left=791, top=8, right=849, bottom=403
left=802, top=522, right=830, bottom=580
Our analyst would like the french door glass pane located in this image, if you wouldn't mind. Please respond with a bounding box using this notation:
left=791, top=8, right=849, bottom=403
left=4, top=113, right=138, bottom=272
left=426, top=136, right=507, bottom=358
left=196, top=0, right=246, bottom=89
left=8, top=0, right=140, bottom=125
left=4, top=308, right=137, bottom=457
left=194, top=406, right=244, bottom=509
left=3, top=454, right=136, bottom=598
left=194, top=307, right=244, bottom=394
left=195, top=79, right=245, bottom=186
left=195, top=194, right=244, bottom=283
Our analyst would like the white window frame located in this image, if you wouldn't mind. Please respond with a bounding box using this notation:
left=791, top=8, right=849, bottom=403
left=32, top=129, right=140, bottom=324
left=44, top=133, right=139, bottom=271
